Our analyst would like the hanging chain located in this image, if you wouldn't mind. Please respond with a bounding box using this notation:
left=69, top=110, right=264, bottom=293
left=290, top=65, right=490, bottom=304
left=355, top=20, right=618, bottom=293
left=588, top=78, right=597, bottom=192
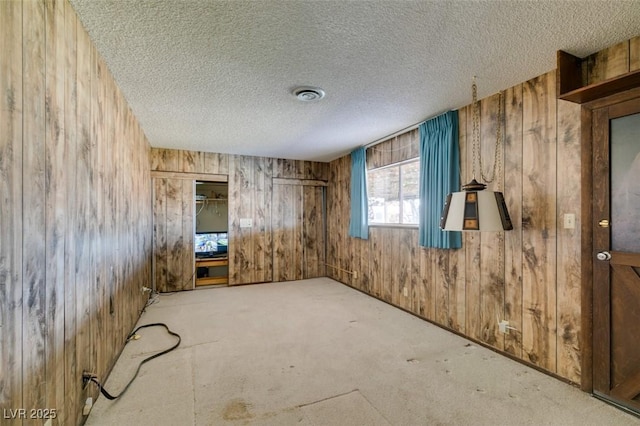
left=471, top=77, right=503, bottom=186
left=471, top=77, right=505, bottom=281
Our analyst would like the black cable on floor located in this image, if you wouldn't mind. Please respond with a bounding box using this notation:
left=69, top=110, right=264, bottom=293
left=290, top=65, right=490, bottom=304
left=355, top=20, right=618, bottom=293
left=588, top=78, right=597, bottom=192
left=83, top=323, right=181, bottom=400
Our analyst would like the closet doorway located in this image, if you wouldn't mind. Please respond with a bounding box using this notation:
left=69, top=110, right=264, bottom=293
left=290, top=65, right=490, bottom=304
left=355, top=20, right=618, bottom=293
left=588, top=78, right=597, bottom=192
left=195, top=181, right=229, bottom=286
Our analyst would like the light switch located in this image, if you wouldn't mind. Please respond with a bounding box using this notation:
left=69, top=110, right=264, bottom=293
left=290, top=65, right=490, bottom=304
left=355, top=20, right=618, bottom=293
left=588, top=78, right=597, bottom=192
left=563, top=213, right=575, bottom=229
left=240, top=218, right=253, bottom=228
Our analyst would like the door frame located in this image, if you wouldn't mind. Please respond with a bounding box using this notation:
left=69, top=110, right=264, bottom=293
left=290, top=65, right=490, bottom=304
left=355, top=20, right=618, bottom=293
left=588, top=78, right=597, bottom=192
left=580, top=86, right=640, bottom=393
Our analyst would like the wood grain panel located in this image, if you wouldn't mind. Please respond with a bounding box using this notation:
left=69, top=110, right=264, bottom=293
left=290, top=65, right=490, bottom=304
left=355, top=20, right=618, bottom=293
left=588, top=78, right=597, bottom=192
left=419, top=247, right=434, bottom=320
left=480, top=92, right=505, bottom=350
left=228, top=155, right=273, bottom=285
left=556, top=99, right=582, bottom=383
left=631, top=36, right=640, bottom=72
left=303, top=186, right=326, bottom=279
left=369, top=228, right=382, bottom=299
left=182, top=179, right=195, bottom=290
left=504, top=84, right=524, bottom=357
left=521, top=71, right=557, bottom=371
left=179, top=149, right=195, bottom=173
left=323, top=38, right=637, bottom=388
left=465, top=100, right=482, bottom=340
left=90, top=43, right=104, bottom=385
left=398, top=229, right=412, bottom=311
left=75, top=18, right=94, bottom=424
left=409, top=229, right=420, bottom=315
left=44, top=0, right=67, bottom=415
left=449, top=106, right=467, bottom=333
left=272, top=183, right=303, bottom=281
left=434, top=250, right=449, bottom=326
left=166, top=178, right=185, bottom=291
left=22, top=0, right=47, bottom=412
left=0, top=0, right=23, bottom=415
left=3, top=1, right=153, bottom=420
left=585, top=40, right=630, bottom=85
left=63, top=3, right=78, bottom=422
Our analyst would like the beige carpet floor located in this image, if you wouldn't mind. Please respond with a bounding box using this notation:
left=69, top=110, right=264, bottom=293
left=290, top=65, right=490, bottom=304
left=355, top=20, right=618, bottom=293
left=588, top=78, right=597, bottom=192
left=85, top=278, right=639, bottom=425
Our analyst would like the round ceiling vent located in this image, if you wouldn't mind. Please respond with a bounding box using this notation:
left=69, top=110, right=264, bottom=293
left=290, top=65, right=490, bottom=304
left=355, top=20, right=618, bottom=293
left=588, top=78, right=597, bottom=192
left=293, top=86, right=325, bottom=102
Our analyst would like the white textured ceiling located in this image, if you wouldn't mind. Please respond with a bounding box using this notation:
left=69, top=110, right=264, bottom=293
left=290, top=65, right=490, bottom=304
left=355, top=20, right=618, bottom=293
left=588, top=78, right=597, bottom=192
left=69, top=0, right=640, bottom=162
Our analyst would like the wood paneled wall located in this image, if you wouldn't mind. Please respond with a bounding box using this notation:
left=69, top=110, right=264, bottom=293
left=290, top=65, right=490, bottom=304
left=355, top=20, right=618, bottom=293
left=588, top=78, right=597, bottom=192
left=342, top=37, right=640, bottom=380
left=0, top=1, right=152, bottom=424
left=327, top=72, right=585, bottom=383
left=328, top=34, right=639, bottom=385
left=150, top=148, right=329, bottom=286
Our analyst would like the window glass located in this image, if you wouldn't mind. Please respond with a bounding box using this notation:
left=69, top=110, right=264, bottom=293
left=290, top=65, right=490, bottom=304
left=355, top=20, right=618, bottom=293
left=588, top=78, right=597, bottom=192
left=367, top=159, right=419, bottom=225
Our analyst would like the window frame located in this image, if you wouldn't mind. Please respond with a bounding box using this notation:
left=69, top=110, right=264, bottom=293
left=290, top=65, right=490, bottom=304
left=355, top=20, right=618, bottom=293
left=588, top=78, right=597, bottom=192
left=366, top=157, right=420, bottom=228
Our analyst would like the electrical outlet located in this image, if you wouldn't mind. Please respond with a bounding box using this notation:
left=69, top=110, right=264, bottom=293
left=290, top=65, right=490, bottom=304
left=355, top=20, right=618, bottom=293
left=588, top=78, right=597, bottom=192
left=403, top=287, right=408, bottom=297
left=239, top=218, right=253, bottom=228
left=83, top=397, right=93, bottom=416
left=499, top=320, right=509, bottom=334
left=353, top=270, right=358, bottom=280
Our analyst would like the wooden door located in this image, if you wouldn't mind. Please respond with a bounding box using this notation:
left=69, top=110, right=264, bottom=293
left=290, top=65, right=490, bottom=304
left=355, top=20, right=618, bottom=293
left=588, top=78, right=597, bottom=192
left=592, top=97, right=640, bottom=413
left=272, top=182, right=326, bottom=281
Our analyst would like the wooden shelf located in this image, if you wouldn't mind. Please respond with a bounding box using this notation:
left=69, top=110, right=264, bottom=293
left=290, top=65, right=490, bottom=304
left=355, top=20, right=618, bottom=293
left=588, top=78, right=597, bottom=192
left=195, top=198, right=227, bottom=203
left=557, top=50, right=640, bottom=104
left=195, top=257, right=228, bottom=286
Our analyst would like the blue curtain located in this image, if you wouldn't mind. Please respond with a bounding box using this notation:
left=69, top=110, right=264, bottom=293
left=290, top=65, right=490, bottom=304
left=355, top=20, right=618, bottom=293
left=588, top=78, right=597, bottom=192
left=348, top=147, right=369, bottom=239
left=419, top=111, right=462, bottom=249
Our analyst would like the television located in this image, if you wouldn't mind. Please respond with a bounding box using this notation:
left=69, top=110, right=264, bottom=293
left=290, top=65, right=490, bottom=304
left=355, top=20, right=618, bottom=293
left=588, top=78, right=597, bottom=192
left=195, top=231, right=228, bottom=258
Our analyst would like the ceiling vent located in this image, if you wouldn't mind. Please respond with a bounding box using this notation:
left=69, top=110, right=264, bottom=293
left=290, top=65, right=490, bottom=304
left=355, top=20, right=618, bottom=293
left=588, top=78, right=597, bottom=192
left=293, top=86, right=325, bottom=102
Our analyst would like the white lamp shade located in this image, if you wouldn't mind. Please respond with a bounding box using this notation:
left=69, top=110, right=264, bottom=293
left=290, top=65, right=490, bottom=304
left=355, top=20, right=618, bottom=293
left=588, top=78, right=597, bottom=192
left=441, top=190, right=513, bottom=231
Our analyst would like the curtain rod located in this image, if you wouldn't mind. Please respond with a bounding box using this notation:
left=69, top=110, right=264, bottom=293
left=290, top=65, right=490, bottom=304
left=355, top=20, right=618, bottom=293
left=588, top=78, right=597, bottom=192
left=363, top=109, right=453, bottom=150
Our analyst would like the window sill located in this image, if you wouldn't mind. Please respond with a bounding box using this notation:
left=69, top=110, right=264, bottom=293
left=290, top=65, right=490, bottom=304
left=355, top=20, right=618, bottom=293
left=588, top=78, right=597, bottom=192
left=369, top=223, right=418, bottom=230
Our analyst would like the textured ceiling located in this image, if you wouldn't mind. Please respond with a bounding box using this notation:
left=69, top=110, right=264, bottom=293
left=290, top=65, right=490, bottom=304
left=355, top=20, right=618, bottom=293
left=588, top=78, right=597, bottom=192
left=69, top=0, right=640, bottom=162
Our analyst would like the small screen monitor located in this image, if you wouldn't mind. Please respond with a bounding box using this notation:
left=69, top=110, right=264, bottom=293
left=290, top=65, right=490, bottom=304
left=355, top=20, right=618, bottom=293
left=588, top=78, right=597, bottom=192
left=195, top=232, right=228, bottom=258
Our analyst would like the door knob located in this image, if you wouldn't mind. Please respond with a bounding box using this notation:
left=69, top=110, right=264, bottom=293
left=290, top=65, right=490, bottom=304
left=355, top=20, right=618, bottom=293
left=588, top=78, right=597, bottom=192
left=596, top=251, right=611, bottom=261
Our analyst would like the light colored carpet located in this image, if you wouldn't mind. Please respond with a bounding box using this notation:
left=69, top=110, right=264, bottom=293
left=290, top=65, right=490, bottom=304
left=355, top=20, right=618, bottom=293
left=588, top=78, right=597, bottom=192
left=86, top=278, right=638, bottom=425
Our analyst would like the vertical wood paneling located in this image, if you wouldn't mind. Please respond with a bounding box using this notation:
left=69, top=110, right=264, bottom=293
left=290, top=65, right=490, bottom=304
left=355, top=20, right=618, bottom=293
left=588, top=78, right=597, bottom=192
left=480, top=92, right=505, bottom=350
left=182, top=179, right=195, bottom=290
left=165, top=179, right=183, bottom=291
left=522, top=71, right=557, bottom=371
left=3, top=2, right=152, bottom=421
left=272, top=183, right=303, bottom=282
left=75, top=19, right=93, bottom=424
left=465, top=100, right=482, bottom=341
left=303, top=186, right=326, bottom=279
left=449, top=106, right=467, bottom=333
left=325, top=36, right=638, bottom=388
left=0, top=0, right=23, bottom=414
left=382, top=228, right=394, bottom=303
left=398, top=229, right=412, bottom=311
left=435, top=250, right=449, bottom=326
left=410, top=229, right=421, bottom=316
left=504, top=84, right=524, bottom=357
left=22, top=0, right=47, bottom=412
left=631, top=36, right=640, bottom=72
left=181, top=149, right=196, bottom=173
left=369, top=228, right=381, bottom=299
left=153, top=177, right=194, bottom=293
left=228, top=155, right=273, bottom=285
left=419, top=247, right=434, bottom=320
left=585, top=40, right=630, bottom=85
left=44, top=0, right=67, bottom=415
left=63, top=3, right=78, bottom=423
left=556, top=99, right=582, bottom=383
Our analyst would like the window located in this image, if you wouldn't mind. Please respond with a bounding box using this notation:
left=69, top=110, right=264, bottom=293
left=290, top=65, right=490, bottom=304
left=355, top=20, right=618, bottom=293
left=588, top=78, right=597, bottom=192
left=367, top=159, right=419, bottom=225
